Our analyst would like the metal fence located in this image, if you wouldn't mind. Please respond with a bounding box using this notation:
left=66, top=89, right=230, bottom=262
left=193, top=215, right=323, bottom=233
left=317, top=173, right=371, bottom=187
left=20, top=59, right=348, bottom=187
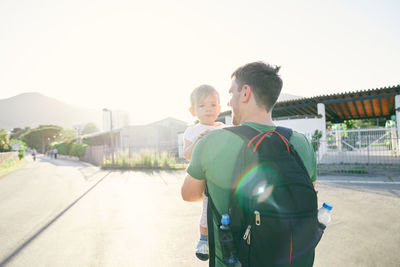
left=81, top=128, right=400, bottom=166
left=81, top=145, right=107, bottom=166
left=316, top=127, right=400, bottom=164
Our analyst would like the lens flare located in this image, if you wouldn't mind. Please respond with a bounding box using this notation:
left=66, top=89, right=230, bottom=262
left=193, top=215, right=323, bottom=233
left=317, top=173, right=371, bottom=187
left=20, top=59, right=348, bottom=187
left=255, top=183, right=266, bottom=194
left=254, top=182, right=274, bottom=203
left=234, top=163, right=279, bottom=212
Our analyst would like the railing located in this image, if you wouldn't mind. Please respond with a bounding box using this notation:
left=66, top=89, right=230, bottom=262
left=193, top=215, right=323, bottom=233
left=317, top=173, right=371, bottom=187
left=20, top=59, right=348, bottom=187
left=81, top=127, right=400, bottom=166
left=316, top=127, right=400, bottom=164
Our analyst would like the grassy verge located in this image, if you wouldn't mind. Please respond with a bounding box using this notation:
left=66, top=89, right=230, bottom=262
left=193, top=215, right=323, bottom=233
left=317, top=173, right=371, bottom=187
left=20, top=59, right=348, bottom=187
left=102, top=151, right=188, bottom=170
left=0, top=159, right=26, bottom=178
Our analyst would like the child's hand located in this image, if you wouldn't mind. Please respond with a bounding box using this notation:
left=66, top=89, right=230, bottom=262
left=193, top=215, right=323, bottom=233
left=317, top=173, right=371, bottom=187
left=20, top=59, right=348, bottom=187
left=199, top=130, right=210, bottom=137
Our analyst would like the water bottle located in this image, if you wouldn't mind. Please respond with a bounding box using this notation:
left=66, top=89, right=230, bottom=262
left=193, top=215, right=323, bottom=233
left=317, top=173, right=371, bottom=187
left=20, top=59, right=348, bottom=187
left=318, top=202, right=333, bottom=229
left=219, top=214, right=241, bottom=267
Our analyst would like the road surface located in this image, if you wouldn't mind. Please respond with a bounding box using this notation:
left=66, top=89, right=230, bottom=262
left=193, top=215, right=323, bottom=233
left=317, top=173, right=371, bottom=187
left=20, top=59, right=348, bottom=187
left=0, top=156, right=399, bottom=266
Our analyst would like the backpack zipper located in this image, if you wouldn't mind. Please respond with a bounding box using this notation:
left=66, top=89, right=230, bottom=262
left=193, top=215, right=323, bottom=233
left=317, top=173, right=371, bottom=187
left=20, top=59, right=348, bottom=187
left=254, top=210, right=261, bottom=226
left=243, top=224, right=251, bottom=245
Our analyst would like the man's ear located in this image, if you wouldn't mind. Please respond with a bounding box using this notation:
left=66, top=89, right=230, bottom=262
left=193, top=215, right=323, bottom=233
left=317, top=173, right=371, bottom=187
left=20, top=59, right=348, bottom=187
left=189, top=107, right=196, bottom=116
left=241, top=84, right=252, bottom=103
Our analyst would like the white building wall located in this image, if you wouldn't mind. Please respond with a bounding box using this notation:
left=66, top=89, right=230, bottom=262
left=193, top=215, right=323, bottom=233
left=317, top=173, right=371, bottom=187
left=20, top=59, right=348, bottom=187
left=225, top=115, right=232, bottom=125
left=274, top=117, right=324, bottom=140
left=222, top=113, right=325, bottom=140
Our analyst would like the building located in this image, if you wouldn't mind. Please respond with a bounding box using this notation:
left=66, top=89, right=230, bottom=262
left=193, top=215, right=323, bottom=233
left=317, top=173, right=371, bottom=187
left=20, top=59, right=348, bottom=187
left=102, top=109, right=130, bottom=131
left=118, top=117, right=188, bottom=155
left=81, top=117, right=188, bottom=165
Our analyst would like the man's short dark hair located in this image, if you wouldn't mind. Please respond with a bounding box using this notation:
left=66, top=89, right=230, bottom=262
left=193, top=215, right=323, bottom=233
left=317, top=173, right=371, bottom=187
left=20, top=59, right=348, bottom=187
left=231, top=61, right=283, bottom=112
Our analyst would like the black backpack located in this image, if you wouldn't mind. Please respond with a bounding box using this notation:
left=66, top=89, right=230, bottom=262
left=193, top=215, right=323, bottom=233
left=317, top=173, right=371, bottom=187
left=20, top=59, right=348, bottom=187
left=206, top=125, right=324, bottom=267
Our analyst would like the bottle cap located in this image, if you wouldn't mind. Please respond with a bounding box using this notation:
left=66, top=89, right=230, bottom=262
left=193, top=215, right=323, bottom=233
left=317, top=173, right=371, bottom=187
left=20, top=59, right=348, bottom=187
left=221, top=214, right=230, bottom=225
left=323, top=202, right=333, bottom=210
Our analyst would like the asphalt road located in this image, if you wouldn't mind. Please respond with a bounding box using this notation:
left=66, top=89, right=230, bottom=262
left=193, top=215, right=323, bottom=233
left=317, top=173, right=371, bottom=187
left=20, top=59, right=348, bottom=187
left=0, top=156, right=399, bottom=267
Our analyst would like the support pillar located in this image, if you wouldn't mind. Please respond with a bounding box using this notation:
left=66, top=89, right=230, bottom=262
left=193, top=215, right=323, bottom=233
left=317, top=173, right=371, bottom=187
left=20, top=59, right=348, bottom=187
left=317, top=103, right=327, bottom=162
left=395, top=95, right=400, bottom=154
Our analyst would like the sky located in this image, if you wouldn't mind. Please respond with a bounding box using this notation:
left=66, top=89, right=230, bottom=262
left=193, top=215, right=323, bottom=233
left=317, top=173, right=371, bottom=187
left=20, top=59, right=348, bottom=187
left=1, top=0, right=399, bottom=125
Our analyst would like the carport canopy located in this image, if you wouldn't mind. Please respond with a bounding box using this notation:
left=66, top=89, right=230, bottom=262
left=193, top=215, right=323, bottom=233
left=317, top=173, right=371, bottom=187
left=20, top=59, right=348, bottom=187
left=272, top=85, right=400, bottom=123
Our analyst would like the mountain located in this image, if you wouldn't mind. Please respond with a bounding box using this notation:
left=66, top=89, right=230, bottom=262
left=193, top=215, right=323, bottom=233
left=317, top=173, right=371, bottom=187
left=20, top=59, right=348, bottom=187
left=0, top=92, right=103, bottom=130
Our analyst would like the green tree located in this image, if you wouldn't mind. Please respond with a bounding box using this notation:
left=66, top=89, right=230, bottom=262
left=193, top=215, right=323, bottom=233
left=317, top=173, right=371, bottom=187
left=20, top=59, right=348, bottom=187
left=60, top=128, right=77, bottom=141
left=82, top=122, right=99, bottom=135
left=10, top=127, right=31, bottom=140
left=343, top=120, right=356, bottom=129
left=21, top=125, right=63, bottom=153
left=10, top=139, right=27, bottom=150
left=11, top=139, right=27, bottom=159
left=342, top=118, right=385, bottom=129
left=0, top=128, right=11, bottom=152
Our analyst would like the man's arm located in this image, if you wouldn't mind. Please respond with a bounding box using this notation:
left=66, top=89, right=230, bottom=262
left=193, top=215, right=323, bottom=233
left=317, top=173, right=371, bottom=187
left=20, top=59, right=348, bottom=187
left=181, top=174, right=205, bottom=202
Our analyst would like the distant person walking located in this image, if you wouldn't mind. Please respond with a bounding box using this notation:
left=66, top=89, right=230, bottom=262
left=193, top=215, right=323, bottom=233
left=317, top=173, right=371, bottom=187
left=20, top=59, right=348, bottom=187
left=53, top=148, right=58, bottom=159
left=32, top=149, right=37, bottom=161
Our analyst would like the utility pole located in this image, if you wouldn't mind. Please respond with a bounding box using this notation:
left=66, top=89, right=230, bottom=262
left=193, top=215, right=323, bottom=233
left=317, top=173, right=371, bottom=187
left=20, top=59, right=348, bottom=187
left=103, top=108, right=115, bottom=166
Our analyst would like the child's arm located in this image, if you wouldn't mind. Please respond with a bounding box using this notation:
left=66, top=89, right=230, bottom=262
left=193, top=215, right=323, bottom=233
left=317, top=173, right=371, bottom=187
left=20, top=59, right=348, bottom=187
left=183, top=139, right=195, bottom=161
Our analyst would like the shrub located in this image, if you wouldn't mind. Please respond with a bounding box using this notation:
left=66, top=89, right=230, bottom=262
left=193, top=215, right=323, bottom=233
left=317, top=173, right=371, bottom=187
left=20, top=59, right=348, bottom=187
left=70, top=143, right=88, bottom=158
left=53, top=141, right=87, bottom=158
left=18, top=149, right=25, bottom=160
left=311, top=130, right=322, bottom=152
left=10, top=139, right=27, bottom=160
left=54, top=141, right=71, bottom=155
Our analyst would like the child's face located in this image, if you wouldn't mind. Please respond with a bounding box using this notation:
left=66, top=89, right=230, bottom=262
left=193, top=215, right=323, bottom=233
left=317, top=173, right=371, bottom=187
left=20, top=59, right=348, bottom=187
left=190, top=93, right=221, bottom=126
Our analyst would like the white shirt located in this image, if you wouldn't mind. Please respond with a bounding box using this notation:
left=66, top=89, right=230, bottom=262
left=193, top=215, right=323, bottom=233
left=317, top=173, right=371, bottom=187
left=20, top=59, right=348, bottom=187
left=183, top=122, right=225, bottom=143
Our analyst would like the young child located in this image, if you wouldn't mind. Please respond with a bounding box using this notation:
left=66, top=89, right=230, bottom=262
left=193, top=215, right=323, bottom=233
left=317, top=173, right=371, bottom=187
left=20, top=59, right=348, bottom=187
left=183, top=84, right=225, bottom=261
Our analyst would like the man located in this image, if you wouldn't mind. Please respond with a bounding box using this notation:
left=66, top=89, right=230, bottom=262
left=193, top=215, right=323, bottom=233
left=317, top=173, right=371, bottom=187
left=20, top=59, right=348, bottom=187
left=181, top=61, right=317, bottom=266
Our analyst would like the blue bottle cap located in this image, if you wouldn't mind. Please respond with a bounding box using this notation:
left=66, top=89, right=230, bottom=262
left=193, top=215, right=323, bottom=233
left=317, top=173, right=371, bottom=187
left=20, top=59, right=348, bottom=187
left=323, top=202, right=333, bottom=210
left=221, top=214, right=230, bottom=225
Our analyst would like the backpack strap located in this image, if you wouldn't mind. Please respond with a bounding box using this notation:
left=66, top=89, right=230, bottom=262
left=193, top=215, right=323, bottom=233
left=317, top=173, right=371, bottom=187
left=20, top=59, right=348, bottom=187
left=205, top=184, right=221, bottom=267
left=275, top=126, right=314, bottom=182
left=274, top=126, right=293, bottom=141
left=223, top=125, right=261, bottom=142
left=225, top=125, right=294, bottom=153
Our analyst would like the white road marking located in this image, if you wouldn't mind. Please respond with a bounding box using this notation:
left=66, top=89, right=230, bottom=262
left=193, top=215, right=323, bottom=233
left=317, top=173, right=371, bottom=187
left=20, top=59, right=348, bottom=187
left=320, top=180, right=400, bottom=185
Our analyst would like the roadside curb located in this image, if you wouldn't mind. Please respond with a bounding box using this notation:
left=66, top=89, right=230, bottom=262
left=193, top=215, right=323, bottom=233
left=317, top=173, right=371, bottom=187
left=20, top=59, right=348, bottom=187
left=46, top=155, right=98, bottom=168
left=57, top=155, right=79, bottom=161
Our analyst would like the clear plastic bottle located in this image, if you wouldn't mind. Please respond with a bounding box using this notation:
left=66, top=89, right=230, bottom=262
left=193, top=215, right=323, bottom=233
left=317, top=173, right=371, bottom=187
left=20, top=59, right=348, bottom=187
left=219, top=214, right=241, bottom=267
left=318, top=202, right=333, bottom=228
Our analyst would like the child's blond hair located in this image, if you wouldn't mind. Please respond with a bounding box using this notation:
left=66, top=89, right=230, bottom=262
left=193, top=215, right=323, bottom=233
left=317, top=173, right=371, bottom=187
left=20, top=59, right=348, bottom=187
left=190, top=84, right=219, bottom=107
